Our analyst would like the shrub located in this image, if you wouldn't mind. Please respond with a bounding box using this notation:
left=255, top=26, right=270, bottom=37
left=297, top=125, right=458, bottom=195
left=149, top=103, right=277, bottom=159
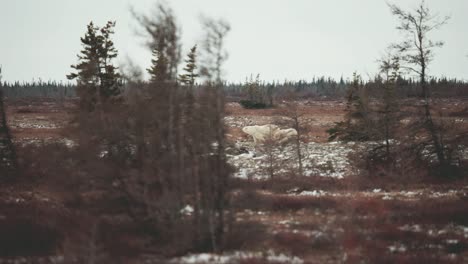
left=239, top=99, right=269, bottom=109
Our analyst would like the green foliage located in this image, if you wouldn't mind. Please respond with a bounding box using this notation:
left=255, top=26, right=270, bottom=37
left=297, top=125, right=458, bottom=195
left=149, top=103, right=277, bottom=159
left=0, top=81, right=75, bottom=98
left=99, top=22, right=121, bottom=98
left=239, top=100, right=268, bottom=109
left=327, top=73, right=373, bottom=141
left=240, top=74, right=273, bottom=109
left=67, top=21, right=122, bottom=111
left=178, top=45, right=199, bottom=86
left=148, top=48, right=169, bottom=82
left=364, top=55, right=401, bottom=168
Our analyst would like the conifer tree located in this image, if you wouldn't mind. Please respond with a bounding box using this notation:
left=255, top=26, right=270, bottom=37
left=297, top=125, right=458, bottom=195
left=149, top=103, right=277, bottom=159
left=147, top=47, right=169, bottom=82
left=379, top=55, right=400, bottom=159
left=179, top=45, right=199, bottom=86
left=98, top=21, right=121, bottom=98
left=68, top=21, right=121, bottom=112
left=327, top=73, right=372, bottom=141
left=240, top=74, right=270, bottom=109
left=364, top=54, right=401, bottom=169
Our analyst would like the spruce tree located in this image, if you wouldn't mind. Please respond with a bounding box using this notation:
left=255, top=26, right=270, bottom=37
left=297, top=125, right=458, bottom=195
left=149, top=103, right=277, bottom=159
left=380, top=56, right=400, bottom=159
left=365, top=55, right=401, bottom=168
left=327, top=73, right=372, bottom=141
left=68, top=21, right=121, bottom=112
left=178, top=45, right=199, bottom=86
left=240, top=74, right=267, bottom=109
left=148, top=47, right=169, bottom=83
left=98, top=21, right=121, bottom=98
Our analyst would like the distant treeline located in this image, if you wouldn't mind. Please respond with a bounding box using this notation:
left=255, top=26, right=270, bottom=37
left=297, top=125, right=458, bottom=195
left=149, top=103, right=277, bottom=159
left=1, top=80, right=75, bottom=98
left=1, top=76, right=467, bottom=99
left=225, top=76, right=468, bottom=99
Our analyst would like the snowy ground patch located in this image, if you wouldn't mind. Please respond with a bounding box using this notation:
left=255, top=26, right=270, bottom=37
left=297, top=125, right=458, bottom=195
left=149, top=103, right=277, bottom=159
left=286, top=187, right=467, bottom=201
left=14, top=137, right=76, bottom=148
left=228, top=141, right=355, bottom=179
left=171, top=250, right=303, bottom=264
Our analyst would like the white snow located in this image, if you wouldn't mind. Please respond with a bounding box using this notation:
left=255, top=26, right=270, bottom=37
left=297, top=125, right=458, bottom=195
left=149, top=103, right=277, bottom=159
left=399, top=224, right=423, bottom=233
left=388, top=244, right=407, bottom=253
left=446, top=239, right=459, bottom=244
left=180, top=205, right=194, bottom=216
left=228, top=141, right=355, bottom=179
left=171, top=250, right=304, bottom=264
left=296, top=190, right=327, bottom=197
left=285, top=188, right=467, bottom=201
left=14, top=137, right=77, bottom=148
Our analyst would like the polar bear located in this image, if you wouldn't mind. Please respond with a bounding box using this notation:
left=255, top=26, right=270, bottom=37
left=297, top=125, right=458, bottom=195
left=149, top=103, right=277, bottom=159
left=242, top=125, right=280, bottom=144
left=242, top=125, right=298, bottom=145
left=275, top=128, right=298, bottom=143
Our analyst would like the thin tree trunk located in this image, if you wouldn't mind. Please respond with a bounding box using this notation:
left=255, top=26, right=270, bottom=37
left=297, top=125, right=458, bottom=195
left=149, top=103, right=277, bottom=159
left=212, top=84, right=227, bottom=252
left=293, top=116, right=303, bottom=176
left=168, top=84, right=181, bottom=208
left=421, top=68, right=446, bottom=166
left=178, top=88, right=186, bottom=198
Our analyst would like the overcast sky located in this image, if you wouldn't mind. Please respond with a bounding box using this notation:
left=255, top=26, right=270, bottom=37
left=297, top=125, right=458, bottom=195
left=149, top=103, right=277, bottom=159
left=0, top=0, right=467, bottom=83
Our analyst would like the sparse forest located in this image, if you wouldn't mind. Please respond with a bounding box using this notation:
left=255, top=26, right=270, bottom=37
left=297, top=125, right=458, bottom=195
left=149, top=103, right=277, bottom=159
left=0, top=1, right=467, bottom=263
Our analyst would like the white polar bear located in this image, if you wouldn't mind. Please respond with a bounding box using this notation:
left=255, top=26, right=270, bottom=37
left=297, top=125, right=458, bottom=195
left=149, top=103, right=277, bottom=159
left=275, top=128, right=298, bottom=143
left=242, top=125, right=298, bottom=145
left=242, top=125, right=280, bottom=144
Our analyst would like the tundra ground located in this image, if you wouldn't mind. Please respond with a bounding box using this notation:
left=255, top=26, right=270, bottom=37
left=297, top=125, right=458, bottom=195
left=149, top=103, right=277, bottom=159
left=1, top=98, right=467, bottom=263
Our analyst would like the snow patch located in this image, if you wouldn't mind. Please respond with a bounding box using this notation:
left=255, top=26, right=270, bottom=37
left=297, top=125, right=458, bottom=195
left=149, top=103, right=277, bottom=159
left=180, top=205, right=194, bottom=216
left=171, top=250, right=304, bottom=264
left=229, top=141, right=355, bottom=179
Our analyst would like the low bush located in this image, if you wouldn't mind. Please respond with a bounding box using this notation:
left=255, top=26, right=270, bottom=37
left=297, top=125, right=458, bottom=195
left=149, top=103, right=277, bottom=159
left=239, top=100, right=269, bottom=109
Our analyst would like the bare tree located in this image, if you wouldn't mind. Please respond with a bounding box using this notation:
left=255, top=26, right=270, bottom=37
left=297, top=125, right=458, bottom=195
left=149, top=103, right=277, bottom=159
left=199, top=16, right=231, bottom=84
left=259, top=127, right=283, bottom=179
left=278, top=99, right=306, bottom=177
left=388, top=0, right=450, bottom=167
left=198, top=16, right=231, bottom=252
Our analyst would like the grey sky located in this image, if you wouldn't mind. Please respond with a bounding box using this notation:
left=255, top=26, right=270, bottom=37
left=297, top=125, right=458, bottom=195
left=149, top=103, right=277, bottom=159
left=0, top=0, right=467, bottom=83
